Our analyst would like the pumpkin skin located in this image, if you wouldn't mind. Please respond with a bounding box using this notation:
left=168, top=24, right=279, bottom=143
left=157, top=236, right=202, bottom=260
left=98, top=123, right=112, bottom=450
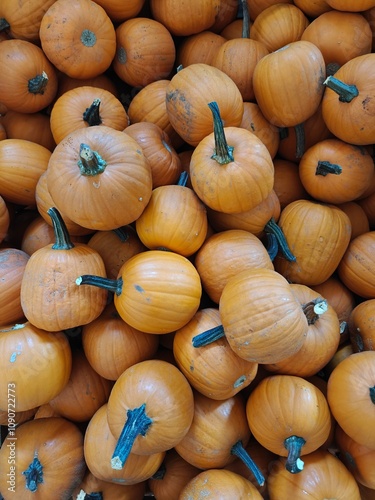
left=50, top=85, right=129, bottom=144
left=0, top=195, right=9, bottom=244
left=322, top=53, right=375, bottom=146
left=218, top=268, right=308, bottom=364
left=0, top=248, right=29, bottom=327
left=179, top=469, right=263, bottom=499
left=246, top=375, right=332, bottom=470
left=267, top=449, right=361, bottom=500
left=337, top=201, right=370, bottom=241
left=0, top=39, right=58, bottom=114
left=298, top=139, right=375, bottom=204
left=240, top=102, right=280, bottom=159
left=165, top=63, right=244, bottom=147
left=0, top=417, right=85, bottom=500
left=253, top=40, right=326, bottom=128
left=274, top=199, right=352, bottom=286
left=113, top=17, right=176, bottom=88
left=0, top=322, right=71, bottom=412
left=338, top=231, right=375, bottom=299
left=46, top=125, right=153, bottom=231
left=84, top=403, right=165, bottom=485
left=39, top=0, right=116, bottom=79
left=348, top=299, right=375, bottom=352
left=327, top=350, right=375, bottom=449
left=272, top=159, right=309, bottom=210
left=92, top=0, right=146, bottom=23
left=0, top=110, right=56, bottom=151
left=325, top=0, right=375, bottom=11
left=176, top=30, right=226, bottom=68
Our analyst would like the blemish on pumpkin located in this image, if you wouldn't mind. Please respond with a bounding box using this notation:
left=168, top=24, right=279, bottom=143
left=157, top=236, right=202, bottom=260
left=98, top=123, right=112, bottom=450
left=117, top=47, right=127, bottom=64
left=134, top=284, right=145, bottom=293
left=9, top=351, right=20, bottom=363
left=233, top=375, right=247, bottom=388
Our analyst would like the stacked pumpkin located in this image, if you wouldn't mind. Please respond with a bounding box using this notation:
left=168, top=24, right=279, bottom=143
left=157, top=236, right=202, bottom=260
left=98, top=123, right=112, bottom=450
left=1, top=0, right=375, bottom=498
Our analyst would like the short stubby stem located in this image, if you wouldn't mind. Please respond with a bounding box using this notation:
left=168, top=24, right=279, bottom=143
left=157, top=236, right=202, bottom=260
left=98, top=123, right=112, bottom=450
left=323, top=75, right=359, bottom=103
left=111, top=403, right=153, bottom=470
left=83, top=98, right=102, bottom=126
left=302, top=297, right=328, bottom=325
left=22, top=454, right=44, bottom=492
left=192, top=325, right=225, bottom=348
left=77, top=143, right=107, bottom=176
left=316, top=160, right=342, bottom=176
left=370, top=386, right=375, bottom=404
left=231, top=440, right=265, bottom=487
left=28, top=71, right=49, bottom=95
left=284, top=435, right=306, bottom=474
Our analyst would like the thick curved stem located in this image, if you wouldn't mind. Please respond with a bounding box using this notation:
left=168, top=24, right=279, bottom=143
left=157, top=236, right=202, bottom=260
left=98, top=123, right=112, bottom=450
left=192, top=324, right=225, bottom=348
left=316, top=160, right=342, bottom=176
left=77, top=143, right=107, bottom=176
left=264, top=218, right=296, bottom=262
left=22, top=454, right=44, bottom=492
left=208, top=101, right=234, bottom=165
left=113, top=227, right=130, bottom=243
left=284, top=435, right=306, bottom=474
left=323, top=75, right=359, bottom=103
left=241, top=0, right=250, bottom=38
left=266, top=232, right=278, bottom=261
left=48, top=207, right=74, bottom=250
left=76, top=275, right=123, bottom=295
left=302, top=297, right=328, bottom=325
left=83, top=98, right=102, bottom=126
left=231, top=440, right=265, bottom=487
left=111, top=403, right=153, bottom=470
left=28, top=71, right=49, bottom=95
left=294, top=123, right=305, bottom=159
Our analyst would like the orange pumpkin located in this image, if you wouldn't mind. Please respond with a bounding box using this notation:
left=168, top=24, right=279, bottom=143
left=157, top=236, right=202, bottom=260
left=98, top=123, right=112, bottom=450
left=0, top=248, right=29, bottom=327
left=337, top=201, right=370, bottom=241
left=91, top=0, right=146, bottom=23
left=272, top=158, right=309, bottom=210
left=0, top=110, right=56, bottom=151
left=348, top=299, right=375, bottom=352
left=0, top=195, right=9, bottom=244
left=176, top=30, right=226, bottom=68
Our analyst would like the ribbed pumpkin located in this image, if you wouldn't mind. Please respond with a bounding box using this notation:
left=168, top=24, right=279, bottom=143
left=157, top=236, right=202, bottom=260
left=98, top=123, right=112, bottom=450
left=348, top=299, right=375, bottom=353
left=0, top=248, right=29, bottom=327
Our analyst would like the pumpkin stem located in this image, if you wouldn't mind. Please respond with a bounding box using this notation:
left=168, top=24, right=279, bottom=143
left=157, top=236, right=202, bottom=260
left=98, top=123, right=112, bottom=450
left=241, top=0, right=250, bottom=39
left=231, top=440, right=265, bottom=487
left=177, top=170, right=189, bottom=186
left=294, top=123, right=305, bottom=159
left=323, top=75, right=359, bottom=103
left=76, top=275, right=123, bottom=295
left=192, top=324, right=225, bottom=348
left=302, top=297, right=328, bottom=325
left=315, top=160, right=342, bottom=176
left=370, top=386, right=375, bottom=404
left=83, top=98, right=102, bottom=126
left=77, top=143, right=107, bottom=176
left=28, top=71, right=49, bottom=95
left=111, top=403, right=153, bottom=470
left=77, top=492, right=103, bottom=500
left=264, top=218, right=296, bottom=262
left=208, top=101, right=234, bottom=165
left=265, top=232, right=278, bottom=261
left=151, top=462, right=167, bottom=480
left=113, top=226, right=130, bottom=242
left=47, top=207, right=75, bottom=250
left=22, top=454, right=44, bottom=492
left=284, top=435, right=306, bottom=474
left=0, top=18, right=10, bottom=31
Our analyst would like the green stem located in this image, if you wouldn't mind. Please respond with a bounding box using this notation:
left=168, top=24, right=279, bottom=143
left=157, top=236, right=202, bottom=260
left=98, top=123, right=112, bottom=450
left=111, top=403, right=153, bottom=470
left=151, top=462, right=167, bottom=480
left=294, top=123, right=305, bottom=159
left=316, top=160, right=342, bottom=176
left=0, top=18, right=10, bottom=31
left=284, top=435, right=306, bottom=474
left=80, top=493, right=103, bottom=500
left=77, top=143, right=107, bottom=176
left=47, top=207, right=74, bottom=250
left=208, top=101, right=234, bottom=165
left=241, top=0, right=250, bottom=38
left=83, top=98, right=102, bottom=126
left=264, top=218, right=296, bottom=262
left=22, top=454, right=44, bottom=492
left=231, top=440, right=265, bottom=487
left=28, top=71, right=49, bottom=95
left=192, top=325, right=225, bottom=348
left=323, top=75, right=359, bottom=103
left=302, top=297, right=328, bottom=325
left=113, top=227, right=130, bottom=242
left=76, top=275, right=123, bottom=295
left=266, top=232, right=278, bottom=261
left=370, top=386, right=375, bottom=404
left=177, top=170, right=189, bottom=186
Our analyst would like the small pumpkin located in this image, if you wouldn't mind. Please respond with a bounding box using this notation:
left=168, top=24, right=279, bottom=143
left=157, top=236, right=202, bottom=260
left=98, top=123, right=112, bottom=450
left=0, top=248, right=29, bottom=327
left=0, top=110, right=56, bottom=151
left=348, top=299, right=375, bottom=353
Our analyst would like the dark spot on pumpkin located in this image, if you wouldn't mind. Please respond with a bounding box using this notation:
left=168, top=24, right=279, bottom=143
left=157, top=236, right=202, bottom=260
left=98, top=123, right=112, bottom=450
left=362, top=96, right=371, bottom=110
left=134, top=284, right=145, bottom=293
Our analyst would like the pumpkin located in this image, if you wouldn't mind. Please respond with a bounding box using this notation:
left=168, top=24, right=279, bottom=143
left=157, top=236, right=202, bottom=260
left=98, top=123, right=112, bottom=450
left=293, top=0, right=332, bottom=17
left=135, top=172, right=208, bottom=257
left=246, top=375, right=332, bottom=473
left=0, top=322, right=71, bottom=412
left=272, top=159, right=309, bottom=210
left=274, top=199, right=352, bottom=286
left=0, top=248, right=29, bottom=327
left=0, top=39, right=58, bottom=114
left=176, top=30, right=226, bottom=68
left=84, top=404, right=165, bottom=485
left=325, top=0, right=375, bottom=11
left=0, top=195, right=9, bottom=244
left=0, top=110, right=56, bottom=151
left=76, top=249, right=202, bottom=335
left=322, top=53, right=375, bottom=145
left=20, top=207, right=108, bottom=331
left=50, top=85, right=129, bottom=144
left=250, top=3, right=309, bottom=53
left=45, top=125, right=153, bottom=231
left=327, top=350, right=375, bottom=449
left=91, top=0, right=146, bottom=23
left=113, top=17, right=176, bottom=88
left=267, top=449, right=361, bottom=499
left=337, top=201, right=370, bottom=241
left=165, top=64, right=244, bottom=147
left=0, top=407, right=36, bottom=427
left=0, top=138, right=51, bottom=206
left=189, top=101, right=274, bottom=214
left=348, top=299, right=375, bottom=352
left=106, top=359, right=194, bottom=469
left=298, top=139, right=375, bottom=204
left=173, top=307, right=258, bottom=400
left=39, top=0, right=116, bottom=79
left=338, top=231, right=375, bottom=299
left=179, top=469, right=263, bottom=499
left=81, top=302, right=159, bottom=381
left=0, top=417, right=85, bottom=499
